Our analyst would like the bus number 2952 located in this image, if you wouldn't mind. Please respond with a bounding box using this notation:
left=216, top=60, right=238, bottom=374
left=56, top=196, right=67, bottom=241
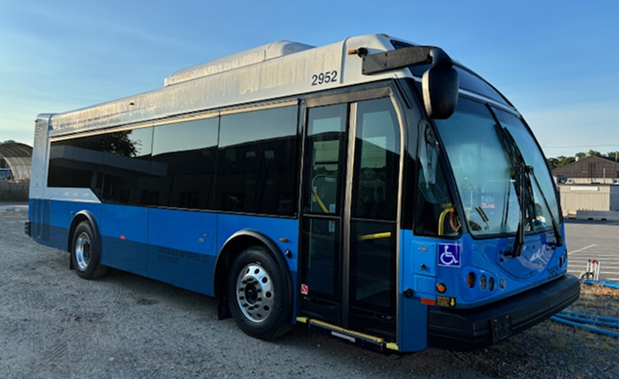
left=312, top=70, right=338, bottom=86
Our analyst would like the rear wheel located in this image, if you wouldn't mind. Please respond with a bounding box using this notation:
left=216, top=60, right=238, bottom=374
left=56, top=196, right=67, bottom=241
left=71, top=221, right=108, bottom=279
left=227, top=246, right=291, bottom=339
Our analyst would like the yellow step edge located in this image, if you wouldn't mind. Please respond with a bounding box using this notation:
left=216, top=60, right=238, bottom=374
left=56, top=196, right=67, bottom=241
left=385, top=342, right=399, bottom=351
left=296, top=316, right=308, bottom=324
left=308, top=318, right=385, bottom=344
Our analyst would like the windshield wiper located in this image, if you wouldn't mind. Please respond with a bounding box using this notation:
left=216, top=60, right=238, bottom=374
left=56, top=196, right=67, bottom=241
left=497, top=126, right=563, bottom=255
left=493, top=124, right=534, bottom=258
left=505, top=163, right=528, bottom=258
left=526, top=166, right=564, bottom=247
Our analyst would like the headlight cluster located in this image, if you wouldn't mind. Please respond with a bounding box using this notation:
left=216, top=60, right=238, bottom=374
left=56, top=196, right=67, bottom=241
left=465, top=270, right=505, bottom=292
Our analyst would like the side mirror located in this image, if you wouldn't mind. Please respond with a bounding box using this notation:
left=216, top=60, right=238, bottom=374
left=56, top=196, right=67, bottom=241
left=360, top=45, right=459, bottom=119
left=422, top=64, right=459, bottom=120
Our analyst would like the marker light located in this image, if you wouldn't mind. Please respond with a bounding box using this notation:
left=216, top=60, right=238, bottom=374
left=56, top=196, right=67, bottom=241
left=466, top=272, right=476, bottom=288
left=488, top=277, right=495, bottom=292
left=436, top=283, right=447, bottom=293
left=347, top=48, right=368, bottom=57
left=479, top=275, right=487, bottom=290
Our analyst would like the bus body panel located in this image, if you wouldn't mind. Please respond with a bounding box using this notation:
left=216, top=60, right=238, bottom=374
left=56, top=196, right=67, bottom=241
left=399, top=226, right=572, bottom=351
left=99, top=203, right=149, bottom=276
left=398, top=229, right=429, bottom=352
left=216, top=214, right=299, bottom=282
left=29, top=115, right=53, bottom=200
left=29, top=198, right=102, bottom=250
left=401, top=230, right=569, bottom=309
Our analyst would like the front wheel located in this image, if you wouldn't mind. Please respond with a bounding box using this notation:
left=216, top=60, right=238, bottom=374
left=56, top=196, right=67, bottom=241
left=71, top=221, right=108, bottom=279
left=227, top=246, right=291, bottom=339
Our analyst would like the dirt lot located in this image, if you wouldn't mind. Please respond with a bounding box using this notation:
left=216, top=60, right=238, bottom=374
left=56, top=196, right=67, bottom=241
left=0, top=207, right=617, bottom=379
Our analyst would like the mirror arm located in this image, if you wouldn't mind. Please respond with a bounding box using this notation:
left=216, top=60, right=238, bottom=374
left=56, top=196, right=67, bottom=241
left=361, top=46, right=453, bottom=75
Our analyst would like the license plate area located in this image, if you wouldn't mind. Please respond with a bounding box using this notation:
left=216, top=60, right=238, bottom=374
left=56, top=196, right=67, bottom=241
left=491, top=314, right=512, bottom=343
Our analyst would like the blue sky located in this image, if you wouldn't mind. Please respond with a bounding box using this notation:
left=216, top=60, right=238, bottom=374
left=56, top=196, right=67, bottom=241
left=1, top=0, right=617, bottom=158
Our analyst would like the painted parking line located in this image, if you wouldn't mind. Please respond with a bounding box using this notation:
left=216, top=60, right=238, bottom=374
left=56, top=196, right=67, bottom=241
left=570, top=258, right=619, bottom=263
left=568, top=244, right=597, bottom=255
left=569, top=269, right=619, bottom=274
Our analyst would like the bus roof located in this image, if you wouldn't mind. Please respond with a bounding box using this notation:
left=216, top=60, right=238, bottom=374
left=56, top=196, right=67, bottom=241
left=164, top=40, right=316, bottom=87
left=44, top=34, right=413, bottom=137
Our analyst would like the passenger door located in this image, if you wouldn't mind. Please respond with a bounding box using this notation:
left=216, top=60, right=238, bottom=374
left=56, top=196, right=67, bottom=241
left=299, top=96, right=401, bottom=340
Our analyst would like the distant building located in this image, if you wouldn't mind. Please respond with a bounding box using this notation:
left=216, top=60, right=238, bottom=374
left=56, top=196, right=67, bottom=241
left=553, top=155, right=619, bottom=185
left=552, top=156, right=619, bottom=217
left=0, top=142, right=32, bottom=182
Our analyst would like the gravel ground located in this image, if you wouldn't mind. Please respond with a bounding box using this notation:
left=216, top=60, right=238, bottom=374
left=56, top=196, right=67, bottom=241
left=0, top=207, right=617, bottom=379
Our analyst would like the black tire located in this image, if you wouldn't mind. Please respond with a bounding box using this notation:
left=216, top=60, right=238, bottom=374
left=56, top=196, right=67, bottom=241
left=71, top=221, right=108, bottom=280
left=227, top=246, right=292, bottom=339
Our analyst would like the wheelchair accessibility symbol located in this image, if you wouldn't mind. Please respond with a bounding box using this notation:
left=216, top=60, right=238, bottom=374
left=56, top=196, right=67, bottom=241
left=438, top=243, right=461, bottom=267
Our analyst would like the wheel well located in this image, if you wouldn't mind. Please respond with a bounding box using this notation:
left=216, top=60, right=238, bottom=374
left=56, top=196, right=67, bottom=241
left=67, top=214, right=91, bottom=252
left=214, top=233, right=286, bottom=320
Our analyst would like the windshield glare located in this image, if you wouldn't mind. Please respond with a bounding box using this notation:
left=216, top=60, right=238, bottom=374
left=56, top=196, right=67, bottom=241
left=434, top=97, right=559, bottom=237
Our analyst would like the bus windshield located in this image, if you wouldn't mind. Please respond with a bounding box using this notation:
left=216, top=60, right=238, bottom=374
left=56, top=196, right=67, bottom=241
left=435, top=97, right=560, bottom=238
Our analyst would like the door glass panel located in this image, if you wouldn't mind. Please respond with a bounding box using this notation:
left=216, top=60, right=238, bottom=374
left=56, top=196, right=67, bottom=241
left=300, top=104, right=347, bottom=312
left=301, top=218, right=340, bottom=299
left=303, top=104, right=347, bottom=214
left=352, top=98, right=400, bottom=220
left=349, top=98, right=399, bottom=336
left=350, top=221, right=396, bottom=312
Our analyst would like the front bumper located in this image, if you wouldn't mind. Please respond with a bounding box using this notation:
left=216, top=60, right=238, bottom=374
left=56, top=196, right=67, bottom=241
left=428, top=274, right=580, bottom=351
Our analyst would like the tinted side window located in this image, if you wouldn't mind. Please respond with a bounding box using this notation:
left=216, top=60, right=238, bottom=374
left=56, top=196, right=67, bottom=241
left=101, top=128, right=153, bottom=206
left=150, top=118, right=219, bottom=209
left=48, top=134, right=106, bottom=192
left=216, top=106, right=299, bottom=215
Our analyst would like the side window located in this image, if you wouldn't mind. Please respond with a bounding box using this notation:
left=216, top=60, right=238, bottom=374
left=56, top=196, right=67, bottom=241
left=48, top=134, right=106, bottom=192
left=101, top=128, right=153, bottom=206
left=150, top=117, right=218, bottom=210
left=414, top=121, right=459, bottom=237
left=215, top=105, right=299, bottom=215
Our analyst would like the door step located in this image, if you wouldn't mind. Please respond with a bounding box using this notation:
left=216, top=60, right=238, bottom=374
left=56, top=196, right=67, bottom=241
left=297, top=317, right=398, bottom=354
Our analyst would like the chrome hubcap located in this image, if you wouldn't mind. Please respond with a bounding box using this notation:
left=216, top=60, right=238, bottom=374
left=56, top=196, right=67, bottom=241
left=235, top=263, right=274, bottom=323
left=75, top=232, right=91, bottom=271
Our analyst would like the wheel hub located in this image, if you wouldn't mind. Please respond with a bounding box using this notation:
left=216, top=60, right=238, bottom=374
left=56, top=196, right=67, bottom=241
left=236, top=263, right=275, bottom=323
left=75, top=232, right=91, bottom=271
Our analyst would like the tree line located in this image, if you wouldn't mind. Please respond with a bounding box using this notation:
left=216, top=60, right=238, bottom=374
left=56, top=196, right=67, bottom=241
left=547, top=150, right=619, bottom=170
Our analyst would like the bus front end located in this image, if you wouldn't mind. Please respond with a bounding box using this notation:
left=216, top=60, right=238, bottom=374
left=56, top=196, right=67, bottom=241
left=388, top=45, right=580, bottom=351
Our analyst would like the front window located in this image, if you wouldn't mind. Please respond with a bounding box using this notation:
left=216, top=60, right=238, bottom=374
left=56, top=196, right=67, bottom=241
left=494, top=109, right=561, bottom=225
left=414, top=121, right=461, bottom=237
left=434, top=97, right=560, bottom=237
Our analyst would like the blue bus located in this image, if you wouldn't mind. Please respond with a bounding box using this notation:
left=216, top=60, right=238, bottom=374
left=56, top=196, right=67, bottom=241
left=26, top=34, right=579, bottom=353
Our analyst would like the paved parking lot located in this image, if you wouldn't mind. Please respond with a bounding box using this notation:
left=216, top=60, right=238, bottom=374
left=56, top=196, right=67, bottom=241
left=565, top=220, right=619, bottom=282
